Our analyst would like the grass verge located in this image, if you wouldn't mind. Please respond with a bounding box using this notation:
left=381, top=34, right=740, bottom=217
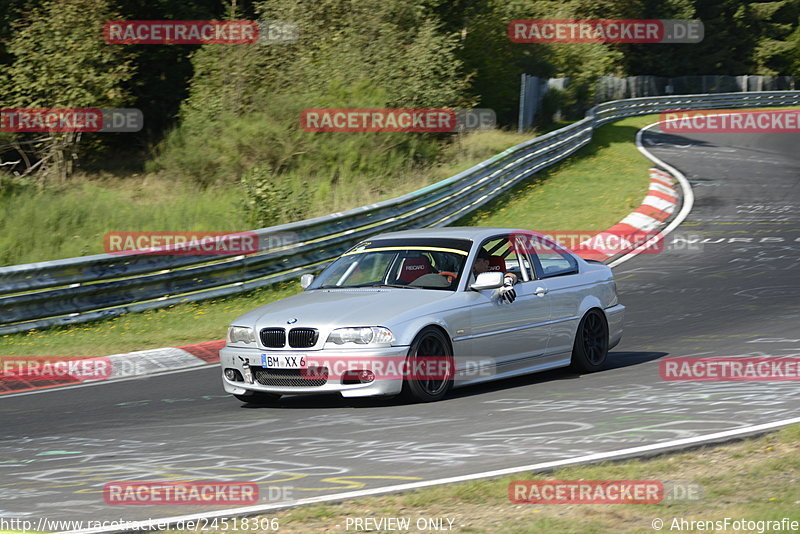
left=233, top=424, right=800, bottom=533
left=0, top=116, right=656, bottom=357
left=458, top=115, right=655, bottom=230
left=0, top=130, right=533, bottom=267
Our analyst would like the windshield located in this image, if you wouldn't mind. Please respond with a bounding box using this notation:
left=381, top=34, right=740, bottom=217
left=313, top=239, right=470, bottom=291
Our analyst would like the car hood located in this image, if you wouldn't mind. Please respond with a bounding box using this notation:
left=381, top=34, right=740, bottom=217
left=233, top=288, right=453, bottom=329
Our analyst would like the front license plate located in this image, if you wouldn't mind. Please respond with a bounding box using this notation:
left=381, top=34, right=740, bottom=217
left=261, top=353, right=306, bottom=369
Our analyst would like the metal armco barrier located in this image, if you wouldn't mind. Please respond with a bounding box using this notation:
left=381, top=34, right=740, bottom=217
left=2, top=91, right=799, bottom=333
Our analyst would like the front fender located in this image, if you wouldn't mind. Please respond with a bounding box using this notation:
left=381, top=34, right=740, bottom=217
left=390, top=316, right=455, bottom=347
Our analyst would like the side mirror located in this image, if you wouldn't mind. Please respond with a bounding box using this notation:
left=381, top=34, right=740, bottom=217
left=300, top=273, right=315, bottom=289
left=470, top=271, right=504, bottom=291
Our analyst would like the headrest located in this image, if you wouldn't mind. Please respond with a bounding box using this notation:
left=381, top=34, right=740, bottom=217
left=487, top=255, right=506, bottom=272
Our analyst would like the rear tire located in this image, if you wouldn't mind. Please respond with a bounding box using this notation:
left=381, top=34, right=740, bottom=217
left=234, top=392, right=281, bottom=404
left=569, top=309, right=609, bottom=373
left=402, top=327, right=454, bottom=403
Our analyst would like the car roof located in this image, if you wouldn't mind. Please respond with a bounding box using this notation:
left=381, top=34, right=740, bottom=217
left=370, top=226, right=533, bottom=242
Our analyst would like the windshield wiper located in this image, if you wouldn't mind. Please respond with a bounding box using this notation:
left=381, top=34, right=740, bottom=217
left=319, top=283, right=417, bottom=289
left=345, top=283, right=420, bottom=289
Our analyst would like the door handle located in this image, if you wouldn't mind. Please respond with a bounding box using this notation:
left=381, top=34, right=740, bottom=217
left=535, top=286, right=549, bottom=296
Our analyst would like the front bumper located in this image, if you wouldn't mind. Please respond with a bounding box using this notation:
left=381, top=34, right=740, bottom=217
left=220, top=345, right=410, bottom=398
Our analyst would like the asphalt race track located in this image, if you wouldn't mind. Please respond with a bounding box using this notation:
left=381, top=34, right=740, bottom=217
left=1, top=124, right=799, bottom=527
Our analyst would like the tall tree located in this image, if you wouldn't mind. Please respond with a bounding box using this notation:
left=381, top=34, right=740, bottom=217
left=2, top=0, right=134, bottom=181
left=748, top=0, right=800, bottom=75
left=112, top=0, right=255, bottom=148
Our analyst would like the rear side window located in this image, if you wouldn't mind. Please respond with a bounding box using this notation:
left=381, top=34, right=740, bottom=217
left=525, top=237, right=579, bottom=278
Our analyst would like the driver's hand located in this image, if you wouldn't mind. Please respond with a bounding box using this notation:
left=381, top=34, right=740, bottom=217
left=496, top=277, right=517, bottom=304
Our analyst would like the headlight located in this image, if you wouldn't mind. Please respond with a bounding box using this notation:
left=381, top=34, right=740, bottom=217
left=327, top=326, right=394, bottom=345
left=228, top=325, right=256, bottom=345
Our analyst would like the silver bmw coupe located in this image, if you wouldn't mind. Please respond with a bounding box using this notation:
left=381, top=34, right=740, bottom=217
left=221, top=227, right=624, bottom=403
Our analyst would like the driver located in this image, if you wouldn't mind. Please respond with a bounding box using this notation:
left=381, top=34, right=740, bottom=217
left=472, top=249, right=517, bottom=303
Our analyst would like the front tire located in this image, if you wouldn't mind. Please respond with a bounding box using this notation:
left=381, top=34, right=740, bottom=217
left=569, top=309, right=609, bottom=373
left=234, top=392, right=281, bottom=405
left=402, top=327, right=454, bottom=403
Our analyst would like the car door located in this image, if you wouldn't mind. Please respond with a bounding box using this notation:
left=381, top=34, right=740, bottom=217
left=464, top=234, right=551, bottom=379
left=527, top=237, right=584, bottom=358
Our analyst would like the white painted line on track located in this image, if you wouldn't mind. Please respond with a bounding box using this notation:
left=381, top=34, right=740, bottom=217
left=59, top=416, right=800, bottom=533
left=610, top=107, right=783, bottom=268
left=47, top=111, right=800, bottom=534
left=608, top=120, right=695, bottom=268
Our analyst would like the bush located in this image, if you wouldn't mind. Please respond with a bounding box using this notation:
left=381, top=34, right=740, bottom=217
left=0, top=174, right=37, bottom=197
left=150, top=81, right=445, bottom=224
left=145, top=0, right=469, bottom=224
left=241, top=166, right=310, bottom=228
left=147, top=109, right=302, bottom=188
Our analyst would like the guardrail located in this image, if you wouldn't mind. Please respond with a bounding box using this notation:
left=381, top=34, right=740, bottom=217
left=2, top=90, right=799, bottom=334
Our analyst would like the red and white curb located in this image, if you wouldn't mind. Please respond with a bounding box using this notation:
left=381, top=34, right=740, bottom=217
left=55, top=117, right=707, bottom=534
left=574, top=168, right=680, bottom=261
left=3, top=162, right=685, bottom=396
left=0, top=339, right=224, bottom=395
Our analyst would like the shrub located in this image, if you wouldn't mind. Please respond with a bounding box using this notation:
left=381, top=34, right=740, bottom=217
left=241, top=166, right=310, bottom=228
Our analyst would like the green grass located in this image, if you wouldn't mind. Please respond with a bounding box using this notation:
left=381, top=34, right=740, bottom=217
left=220, top=424, right=800, bottom=533
left=459, top=115, right=655, bottom=231
left=0, top=117, right=656, bottom=357
left=0, top=129, right=533, bottom=267
left=0, top=176, right=247, bottom=266
left=0, top=282, right=300, bottom=357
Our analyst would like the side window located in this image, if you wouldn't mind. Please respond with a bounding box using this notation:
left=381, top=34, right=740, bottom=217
left=529, top=239, right=579, bottom=278
left=477, top=235, right=535, bottom=281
